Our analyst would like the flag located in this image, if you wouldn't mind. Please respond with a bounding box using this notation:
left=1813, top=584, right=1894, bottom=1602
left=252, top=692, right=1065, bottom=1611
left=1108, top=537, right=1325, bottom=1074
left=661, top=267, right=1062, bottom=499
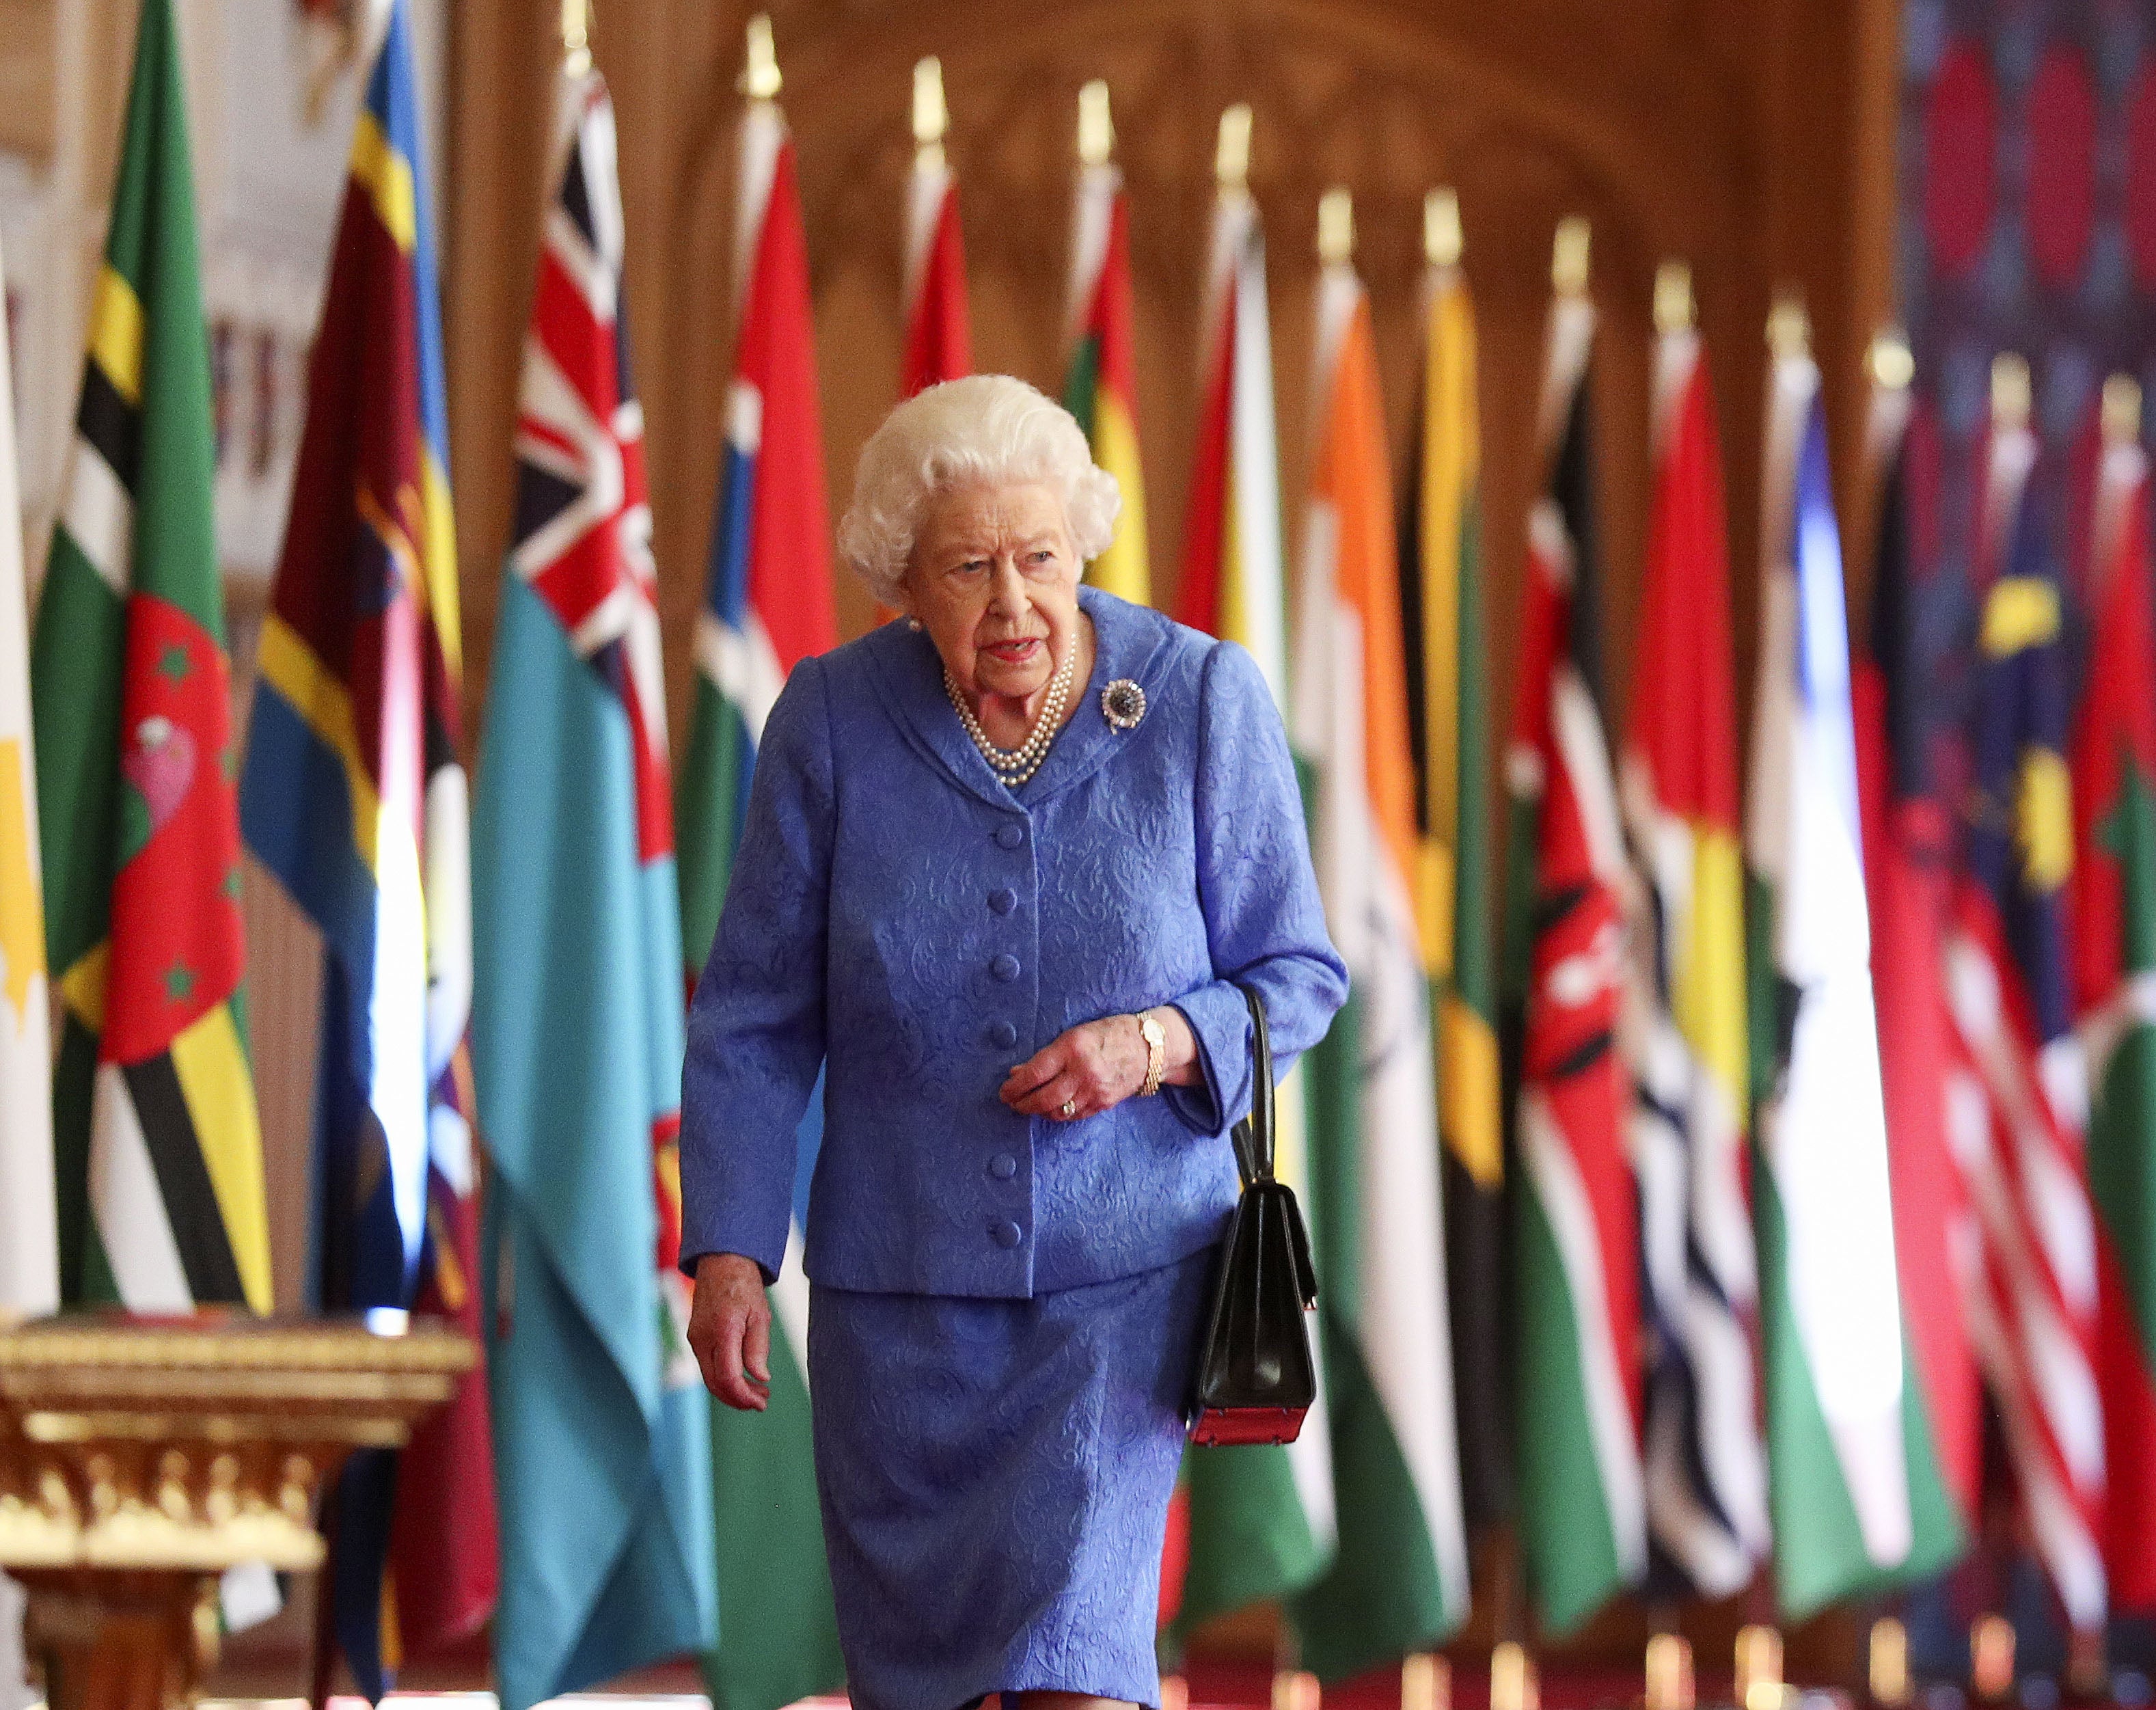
left=1063, top=124, right=1149, bottom=605
left=1748, top=343, right=1961, bottom=1620
left=1940, top=463, right=2106, bottom=1634
left=474, top=62, right=715, bottom=1710
left=1, top=230, right=55, bottom=1324
left=901, top=89, right=970, bottom=398
left=678, top=77, right=843, bottom=1710
left=1622, top=300, right=1766, bottom=1597
left=1852, top=385, right=1982, bottom=1537
left=1289, top=212, right=1469, bottom=1677
left=238, top=1, right=493, bottom=1687
left=31, top=0, right=270, bottom=1317
left=1168, top=157, right=1333, bottom=1638
left=1502, top=269, right=1641, bottom=1636
left=2071, top=389, right=2156, bottom=1610
left=1398, top=222, right=1505, bottom=1532
left=0, top=226, right=51, bottom=1710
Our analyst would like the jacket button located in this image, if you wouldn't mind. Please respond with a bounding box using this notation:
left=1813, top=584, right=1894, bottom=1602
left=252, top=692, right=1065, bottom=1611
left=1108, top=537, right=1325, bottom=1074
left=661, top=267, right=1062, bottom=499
left=988, top=1019, right=1018, bottom=1048
left=989, top=1154, right=1018, bottom=1180
left=990, top=953, right=1021, bottom=983
left=990, top=1219, right=1023, bottom=1249
left=988, top=887, right=1018, bottom=914
left=994, top=822, right=1025, bottom=849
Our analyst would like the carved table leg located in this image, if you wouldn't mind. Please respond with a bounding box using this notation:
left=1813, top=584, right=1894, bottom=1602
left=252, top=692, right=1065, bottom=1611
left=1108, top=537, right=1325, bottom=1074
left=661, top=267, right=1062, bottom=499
left=18, top=1572, right=221, bottom=1710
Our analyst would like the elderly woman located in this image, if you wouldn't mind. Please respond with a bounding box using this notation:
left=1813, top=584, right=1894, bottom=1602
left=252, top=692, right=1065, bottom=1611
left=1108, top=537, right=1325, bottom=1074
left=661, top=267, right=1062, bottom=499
left=681, top=373, right=1346, bottom=1710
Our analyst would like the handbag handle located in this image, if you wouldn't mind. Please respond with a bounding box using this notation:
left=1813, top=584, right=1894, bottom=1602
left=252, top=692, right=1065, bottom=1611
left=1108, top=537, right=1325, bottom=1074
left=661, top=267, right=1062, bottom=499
left=1233, top=983, right=1274, bottom=1186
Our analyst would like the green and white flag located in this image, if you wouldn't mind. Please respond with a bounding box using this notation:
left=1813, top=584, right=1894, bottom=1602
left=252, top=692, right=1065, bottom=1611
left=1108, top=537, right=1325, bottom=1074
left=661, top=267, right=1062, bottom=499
left=1167, top=126, right=1336, bottom=1638
left=1747, top=337, right=1961, bottom=1618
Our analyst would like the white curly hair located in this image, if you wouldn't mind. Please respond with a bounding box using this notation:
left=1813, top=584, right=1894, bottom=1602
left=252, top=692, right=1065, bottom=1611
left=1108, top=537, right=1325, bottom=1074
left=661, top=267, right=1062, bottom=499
left=836, top=374, right=1121, bottom=606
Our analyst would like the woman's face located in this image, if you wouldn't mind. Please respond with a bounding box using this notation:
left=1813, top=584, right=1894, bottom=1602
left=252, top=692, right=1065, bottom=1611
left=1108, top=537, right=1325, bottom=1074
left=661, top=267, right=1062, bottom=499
left=901, top=481, right=1083, bottom=704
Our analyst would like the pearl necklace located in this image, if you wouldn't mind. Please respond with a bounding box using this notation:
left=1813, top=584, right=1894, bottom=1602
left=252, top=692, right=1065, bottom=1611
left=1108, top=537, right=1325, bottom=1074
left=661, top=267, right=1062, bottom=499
left=944, top=647, right=1078, bottom=788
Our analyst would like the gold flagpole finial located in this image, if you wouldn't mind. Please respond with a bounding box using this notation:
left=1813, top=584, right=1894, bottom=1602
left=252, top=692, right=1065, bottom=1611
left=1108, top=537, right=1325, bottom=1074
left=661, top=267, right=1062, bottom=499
left=562, top=0, right=591, bottom=74
left=913, top=57, right=949, bottom=148
left=1870, top=327, right=1915, bottom=391
left=1318, top=187, right=1354, bottom=265
left=1401, top=1653, right=1448, bottom=1710
left=1425, top=188, right=1462, bottom=269
left=1735, top=1625, right=1784, bottom=1710
left=1868, top=1618, right=1911, bottom=1709
left=1645, top=1635, right=1695, bottom=1710
left=1970, top=1615, right=2015, bottom=1705
left=1490, top=1642, right=1538, bottom=1710
left=1077, top=80, right=1115, bottom=167
left=1654, top=261, right=1695, bottom=336
left=739, top=14, right=782, bottom=101
left=1552, top=216, right=1590, bottom=296
left=2103, top=372, right=2142, bottom=447
left=1216, top=104, right=1253, bottom=190
left=1991, top=352, right=2032, bottom=431
left=1767, top=291, right=1810, bottom=360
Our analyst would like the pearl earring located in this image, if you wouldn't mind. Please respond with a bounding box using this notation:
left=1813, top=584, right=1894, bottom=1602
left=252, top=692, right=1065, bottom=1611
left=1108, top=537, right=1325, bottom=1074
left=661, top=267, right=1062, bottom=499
left=906, top=616, right=924, bottom=632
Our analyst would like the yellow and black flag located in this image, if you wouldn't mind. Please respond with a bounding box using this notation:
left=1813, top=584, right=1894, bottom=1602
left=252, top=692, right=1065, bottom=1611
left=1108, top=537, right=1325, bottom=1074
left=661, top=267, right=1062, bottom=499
left=1398, top=191, right=1505, bottom=1525
left=31, top=0, right=270, bottom=1313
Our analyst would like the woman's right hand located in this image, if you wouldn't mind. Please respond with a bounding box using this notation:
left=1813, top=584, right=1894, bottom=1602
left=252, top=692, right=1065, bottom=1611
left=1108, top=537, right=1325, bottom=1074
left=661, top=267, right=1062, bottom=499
left=688, top=1252, right=774, bottom=1411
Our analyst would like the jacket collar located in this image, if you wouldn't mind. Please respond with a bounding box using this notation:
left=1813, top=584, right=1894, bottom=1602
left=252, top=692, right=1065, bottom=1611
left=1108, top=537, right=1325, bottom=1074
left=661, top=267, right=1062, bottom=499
left=861, top=585, right=1171, bottom=813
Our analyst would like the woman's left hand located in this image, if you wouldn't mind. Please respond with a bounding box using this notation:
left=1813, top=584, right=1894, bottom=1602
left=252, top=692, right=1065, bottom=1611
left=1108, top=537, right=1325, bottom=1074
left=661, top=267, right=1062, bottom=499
left=1001, top=1007, right=1198, bottom=1120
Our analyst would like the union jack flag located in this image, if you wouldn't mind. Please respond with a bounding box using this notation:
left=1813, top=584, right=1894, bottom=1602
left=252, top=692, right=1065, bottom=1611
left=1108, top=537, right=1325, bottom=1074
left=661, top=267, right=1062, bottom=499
left=479, top=60, right=713, bottom=1699
left=508, top=68, right=685, bottom=1278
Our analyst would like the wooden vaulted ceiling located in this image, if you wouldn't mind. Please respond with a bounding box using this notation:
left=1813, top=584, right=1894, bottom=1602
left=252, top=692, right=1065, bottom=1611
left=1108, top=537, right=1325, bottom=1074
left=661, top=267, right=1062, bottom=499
left=444, top=0, right=1897, bottom=777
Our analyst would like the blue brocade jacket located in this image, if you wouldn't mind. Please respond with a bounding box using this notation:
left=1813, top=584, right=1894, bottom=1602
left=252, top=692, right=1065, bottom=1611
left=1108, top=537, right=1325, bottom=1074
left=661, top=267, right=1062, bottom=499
left=679, top=587, right=1348, bottom=1299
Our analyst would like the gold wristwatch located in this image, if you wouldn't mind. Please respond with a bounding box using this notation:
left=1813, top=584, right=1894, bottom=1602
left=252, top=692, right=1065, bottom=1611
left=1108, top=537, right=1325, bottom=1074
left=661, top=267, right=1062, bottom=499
left=1136, top=1012, right=1166, bottom=1098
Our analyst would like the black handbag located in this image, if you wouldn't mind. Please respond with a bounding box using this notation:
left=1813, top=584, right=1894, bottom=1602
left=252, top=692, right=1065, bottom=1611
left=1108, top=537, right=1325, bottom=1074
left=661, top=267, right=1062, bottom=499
left=1188, top=984, right=1320, bottom=1446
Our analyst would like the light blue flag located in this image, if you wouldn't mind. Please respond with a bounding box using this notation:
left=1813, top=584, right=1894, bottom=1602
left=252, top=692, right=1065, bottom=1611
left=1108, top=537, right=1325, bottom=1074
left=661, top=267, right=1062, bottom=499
left=474, top=79, right=715, bottom=1697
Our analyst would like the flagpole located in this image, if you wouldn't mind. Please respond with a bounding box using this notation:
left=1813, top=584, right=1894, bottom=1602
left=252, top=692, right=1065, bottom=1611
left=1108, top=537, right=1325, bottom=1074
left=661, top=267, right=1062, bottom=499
left=740, top=12, right=782, bottom=100
left=912, top=53, right=946, bottom=170
left=561, top=0, right=590, bottom=73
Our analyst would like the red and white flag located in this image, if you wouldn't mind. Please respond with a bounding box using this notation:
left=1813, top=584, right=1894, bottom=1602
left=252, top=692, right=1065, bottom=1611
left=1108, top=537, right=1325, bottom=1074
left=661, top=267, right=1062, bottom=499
left=900, top=56, right=970, bottom=398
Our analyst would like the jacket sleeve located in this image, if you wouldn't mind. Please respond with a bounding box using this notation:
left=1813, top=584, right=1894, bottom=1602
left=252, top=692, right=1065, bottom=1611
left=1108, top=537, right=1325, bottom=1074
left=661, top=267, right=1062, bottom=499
left=679, top=657, right=835, bottom=1282
left=1164, top=639, right=1350, bottom=1137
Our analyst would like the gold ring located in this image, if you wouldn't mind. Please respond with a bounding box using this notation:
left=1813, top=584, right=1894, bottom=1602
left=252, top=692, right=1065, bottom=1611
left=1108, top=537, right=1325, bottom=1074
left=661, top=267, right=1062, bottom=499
left=1060, top=1099, right=1077, bottom=1118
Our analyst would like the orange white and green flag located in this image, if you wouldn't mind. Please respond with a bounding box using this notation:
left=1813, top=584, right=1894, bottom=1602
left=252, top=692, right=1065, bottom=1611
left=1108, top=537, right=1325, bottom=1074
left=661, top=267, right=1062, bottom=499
left=1167, top=109, right=1333, bottom=1642
left=1063, top=81, right=1149, bottom=606
left=1289, top=190, right=1467, bottom=1678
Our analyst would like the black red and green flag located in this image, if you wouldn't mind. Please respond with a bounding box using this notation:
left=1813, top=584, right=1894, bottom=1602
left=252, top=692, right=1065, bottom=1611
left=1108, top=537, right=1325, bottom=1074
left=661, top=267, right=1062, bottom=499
left=31, top=0, right=271, bottom=1317
left=2069, top=381, right=2156, bottom=1612
left=1501, top=263, right=1643, bottom=1636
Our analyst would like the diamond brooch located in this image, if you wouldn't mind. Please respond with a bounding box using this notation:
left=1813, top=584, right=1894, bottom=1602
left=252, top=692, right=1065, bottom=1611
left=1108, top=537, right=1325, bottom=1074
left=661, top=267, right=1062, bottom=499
left=1102, top=679, right=1147, bottom=730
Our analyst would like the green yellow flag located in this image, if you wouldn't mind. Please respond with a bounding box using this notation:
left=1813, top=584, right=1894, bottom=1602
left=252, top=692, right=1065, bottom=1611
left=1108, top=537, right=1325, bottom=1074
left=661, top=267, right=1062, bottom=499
left=1399, top=228, right=1505, bottom=1530
left=31, top=0, right=269, bottom=1314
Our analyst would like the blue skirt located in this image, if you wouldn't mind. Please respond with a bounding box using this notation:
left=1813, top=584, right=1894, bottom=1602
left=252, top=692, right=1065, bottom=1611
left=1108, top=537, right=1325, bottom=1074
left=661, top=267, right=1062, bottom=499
left=807, top=1247, right=1214, bottom=1710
